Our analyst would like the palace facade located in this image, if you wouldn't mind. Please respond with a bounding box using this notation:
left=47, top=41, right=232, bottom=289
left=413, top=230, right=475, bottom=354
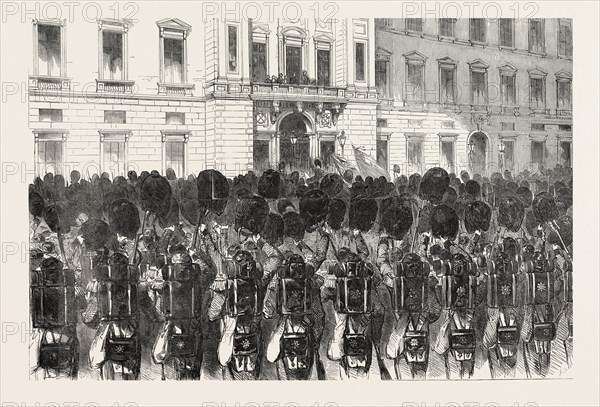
left=28, top=5, right=572, bottom=178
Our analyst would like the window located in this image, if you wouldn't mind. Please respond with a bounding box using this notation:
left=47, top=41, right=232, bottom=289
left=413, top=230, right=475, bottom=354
left=470, top=19, right=486, bottom=43
left=36, top=23, right=62, bottom=77
left=528, top=19, right=545, bottom=53
left=503, top=140, right=515, bottom=170
left=405, top=18, right=422, bottom=32
left=407, top=137, right=423, bottom=173
left=157, top=18, right=191, bottom=88
left=286, top=45, right=302, bottom=82
left=166, top=112, right=185, bottom=125
left=251, top=42, right=267, bottom=82
left=441, top=140, right=455, bottom=172
left=34, top=132, right=66, bottom=175
left=530, top=77, right=546, bottom=109
left=501, top=122, right=515, bottom=131
left=103, top=140, right=126, bottom=175
left=317, top=49, right=331, bottom=86
left=558, top=20, right=572, bottom=57
left=471, top=71, right=487, bottom=105
left=531, top=141, right=545, bottom=166
left=377, top=119, right=388, bottom=128
left=376, top=139, right=389, bottom=170
left=102, top=31, right=123, bottom=80
left=375, top=59, right=389, bottom=97
left=439, top=64, right=456, bottom=104
left=559, top=141, right=571, bottom=167
left=164, top=38, right=184, bottom=84
left=162, top=132, right=189, bottom=177
left=557, top=80, right=572, bottom=110
left=104, top=110, right=126, bottom=124
left=355, top=42, right=366, bottom=82
left=39, top=109, right=63, bottom=122
left=499, top=19, right=514, bottom=47
left=228, top=25, right=238, bottom=72
left=559, top=125, right=572, bottom=132
left=439, top=19, right=455, bottom=37
left=406, top=58, right=425, bottom=102
left=500, top=73, right=516, bottom=104
left=531, top=123, right=545, bottom=131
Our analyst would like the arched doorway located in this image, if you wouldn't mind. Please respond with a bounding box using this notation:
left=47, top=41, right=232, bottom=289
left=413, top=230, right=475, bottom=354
left=468, top=131, right=488, bottom=176
left=278, top=112, right=312, bottom=174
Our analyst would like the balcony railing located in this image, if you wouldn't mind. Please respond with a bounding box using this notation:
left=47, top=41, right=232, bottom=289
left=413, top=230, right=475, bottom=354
left=29, top=76, right=71, bottom=91
left=96, top=79, right=135, bottom=93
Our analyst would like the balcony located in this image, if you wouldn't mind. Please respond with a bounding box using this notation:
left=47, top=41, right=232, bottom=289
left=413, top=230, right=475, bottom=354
left=157, top=82, right=195, bottom=96
left=29, top=76, right=71, bottom=91
left=250, top=81, right=347, bottom=103
left=96, top=79, right=135, bottom=93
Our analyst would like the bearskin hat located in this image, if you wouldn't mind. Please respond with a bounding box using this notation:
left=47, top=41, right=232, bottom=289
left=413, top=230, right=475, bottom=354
left=283, top=211, right=305, bottom=242
left=258, top=169, right=281, bottom=199
left=430, top=204, right=459, bottom=240
left=235, top=195, right=269, bottom=235
left=419, top=167, right=450, bottom=204
left=299, top=189, right=330, bottom=231
left=464, top=200, right=492, bottom=233
left=532, top=192, right=559, bottom=224
left=158, top=196, right=180, bottom=229
left=417, top=204, right=432, bottom=234
left=80, top=219, right=113, bottom=251
left=261, top=212, right=284, bottom=245
left=381, top=200, right=413, bottom=240
left=141, top=172, right=172, bottom=217
left=516, top=186, right=533, bottom=208
left=109, top=199, right=140, bottom=240
left=349, top=197, right=378, bottom=232
left=555, top=187, right=573, bottom=210
left=29, top=191, right=45, bottom=217
left=465, top=180, right=481, bottom=200
left=276, top=198, right=296, bottom=215
left=327, top=198, right=347, bottom=231
left=498, top=195, right=525, bottom=232
left=197, top=169, right=229, bottom=216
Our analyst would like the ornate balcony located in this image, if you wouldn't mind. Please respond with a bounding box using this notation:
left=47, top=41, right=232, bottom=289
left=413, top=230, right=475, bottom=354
left=29, top=76, right=71, bottom=91
left=250, top=81, right=346, bottom=103
left=96, top=79, right=135, bottom=93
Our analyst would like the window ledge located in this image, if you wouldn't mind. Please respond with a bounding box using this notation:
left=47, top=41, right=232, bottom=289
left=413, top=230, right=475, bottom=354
left=29, top=76, right=71, bottom=91
left=500, top=105, right=520, bottom=116
left=528, top=50, right=548, bottom=57
left=529, top=107, right=550, bottom=116
left=557, top=109, right=572, bottom=117
left=438, top=35, right=457, bottom=42
left=96, top=79, right=135, bottom=93
left=157, top=82, right=195, bottom=96
left=498, top=45, right=516, bottom=51
left=469, top=40, right=487, bottom=47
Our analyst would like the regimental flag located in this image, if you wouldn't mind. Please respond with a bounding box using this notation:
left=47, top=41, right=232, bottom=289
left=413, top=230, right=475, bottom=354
left=353, top=145, right=391, bottom=181
left=330, top=154, right=356, bottom=187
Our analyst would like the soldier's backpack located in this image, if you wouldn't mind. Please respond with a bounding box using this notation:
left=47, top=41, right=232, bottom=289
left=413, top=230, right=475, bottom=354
left=31, top=257, right=77, bottom=329
left=335, top=261, right=372, bottom=314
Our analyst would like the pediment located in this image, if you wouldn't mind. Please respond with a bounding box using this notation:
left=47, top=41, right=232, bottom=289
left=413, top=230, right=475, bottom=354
left=403, top=50, right=427, bottom=62
left=527, top=67, right=548, bottom=78
left=468, top=59, right=490, bottom=70
left=156, top=18, right=191, bottom=33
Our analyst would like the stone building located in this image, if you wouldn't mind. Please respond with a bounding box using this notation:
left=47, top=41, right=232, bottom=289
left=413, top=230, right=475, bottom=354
left=375, top=18, right=573, bottom=177
left=28, top=8, right=572, bottom=179
left=28, top=4, right=378, bottom=178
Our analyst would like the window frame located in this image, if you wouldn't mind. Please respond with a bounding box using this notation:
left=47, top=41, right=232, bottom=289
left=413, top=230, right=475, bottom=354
left=98, top=19, right=130, bottom=81
left=405, top=133, right=425, bottom=174
left=438, top=18, right=456, bottom=38
left=33, top=130, right=67, bottom=175
left=468, top=60, right=490, bottom=106
left=354, top=41, right=367, bottom=83
left=528, top=68, right=548, bottom=110
left=157, top=19, right=191, bottom=86
left=314, top=36, right=333, bottom=87
left=557, top=19, right=573, bottom=58
left=498, top=63, right=517, bottom=105
left=280, top=26, right=307, bottom=83
left=32, top=19, right=66, bottom=78
left=376, top=134, right=390, bottom=172
left=438, top=57, right=457, bottom=105
left=405, top=18, right=422, bottom=33
left=439, top=133, right=457, bottom=174
left=404, top=51, right=427, bottom=103
left=99, top=130, right=130, bottom=176
left=161, top=130, right=190, bottom=177
left=498, top=19, right=515, bottom=48
left=555, top=70, right=573, bottom=112
left=528, top=19, right=546, bottom=54
left=227, top=24, right=239, bottom=74
left=469, top=18, right=486, bottom=44
left=375, top=48, right=392, bottom=98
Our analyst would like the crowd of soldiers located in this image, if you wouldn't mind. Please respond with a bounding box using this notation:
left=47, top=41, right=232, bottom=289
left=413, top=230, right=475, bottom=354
left=28, top=161, right=573, bottom=380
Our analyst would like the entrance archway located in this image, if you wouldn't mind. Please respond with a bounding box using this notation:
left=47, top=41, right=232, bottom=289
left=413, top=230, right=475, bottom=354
left=278, top=112, right=312, bottom=174
left=468, top=131, right=488, bottom=176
